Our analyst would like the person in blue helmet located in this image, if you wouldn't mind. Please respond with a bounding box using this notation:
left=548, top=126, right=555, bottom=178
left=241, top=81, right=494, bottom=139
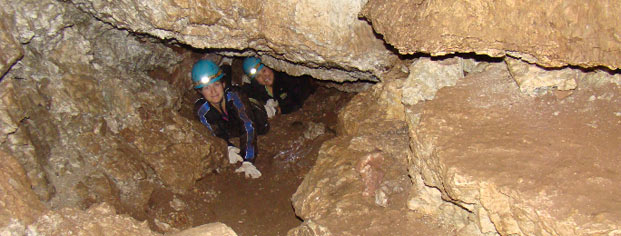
left=192, top=59, right=269, bottom=178
left=242, top=57, right=314, bottom=118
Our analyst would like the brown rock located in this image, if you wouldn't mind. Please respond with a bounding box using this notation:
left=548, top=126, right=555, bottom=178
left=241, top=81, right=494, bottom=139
left=170, top=222, right=238, bottom=236
left=69, top=0, right=397, bottom=82
left=361, top=0, right=621, bottom=69
left=0, top=6, right=22, bottom=78
left=74, top=173, right=122, bottom=210
left=29, top=203, right=160, bottom=235
left=0, top=151, right=46, bottom=228
left=291, top=81, right=455, bottom=235
left=357, top=152, right=385, bottom=197
left=506, top=57, right=578, bottom=95
left=128, top=110, right=227, bottom=194
left=0, top=79, right=55, bottom=201
left=407, top=62, right=621, bottom=235
left=0, top=0, right=226, bottom=218
left=401, top=57, right=465, bottom=106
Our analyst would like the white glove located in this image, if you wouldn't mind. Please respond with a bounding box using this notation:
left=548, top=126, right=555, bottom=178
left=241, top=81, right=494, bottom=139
left=235, top=161, right=262, bottom=179
left=264, top=99, right=279, bottom=118
left=227, top=146, right=243, bottom=164
left=264, top=103, right=277, bottom=118
left=266, top=99, right=279, bottom=108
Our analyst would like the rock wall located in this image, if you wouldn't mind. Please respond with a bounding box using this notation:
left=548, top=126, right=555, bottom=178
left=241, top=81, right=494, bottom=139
left=361, top=0, right=621, bottom=70
left=292, top=56, right=621, bottom=235
left=0, top=0, right=227, bottom=227
left=405, top=60, right=621, bottom=235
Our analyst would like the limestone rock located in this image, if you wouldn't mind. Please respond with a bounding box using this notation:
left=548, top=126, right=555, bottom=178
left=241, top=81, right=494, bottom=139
left=303, top=122, right=325, bottom=140
left=0, top=151, right=46, bottom=229
left=401, top=57, right=465, bottom=106
left=0, top=79, right=55, bottom=201
left=361, top=0, right=621, bottom=70
left=129, top=112, right=227, bottom=193
left=0, top=0, right=227, bottom=218
left=28, top=203, right=160, bottom=235
left=0, top=7, right=22, bottom=79
left=170, top=222, right=238, bottom=236
left=506, top=57, right=578, bottom=96
left=288, top=220, right=331, bottom=236
left=17, top=201, right=235, bottom=236
left=291, top=81, right=454, bottom=235
left=407, top=61, right=621, bottom=235
left=69, top=0, right=397, bottom=82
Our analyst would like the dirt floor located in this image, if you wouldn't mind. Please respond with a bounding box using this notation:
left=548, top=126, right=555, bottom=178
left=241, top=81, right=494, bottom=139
left=146, top=86, right=354, bottom=236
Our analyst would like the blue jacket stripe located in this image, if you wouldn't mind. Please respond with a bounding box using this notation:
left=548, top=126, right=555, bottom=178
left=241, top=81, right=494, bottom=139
left=228, top=92, right=255, bottom=160
left=197, top=102, right=214, bottom=133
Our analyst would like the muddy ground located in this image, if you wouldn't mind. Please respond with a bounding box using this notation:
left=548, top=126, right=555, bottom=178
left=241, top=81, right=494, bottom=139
left=146, top=86, right=354, bottom=235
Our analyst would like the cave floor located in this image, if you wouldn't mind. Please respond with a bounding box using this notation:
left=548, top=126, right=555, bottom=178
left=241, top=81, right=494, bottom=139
left=145, top=86, right=354, bottom=235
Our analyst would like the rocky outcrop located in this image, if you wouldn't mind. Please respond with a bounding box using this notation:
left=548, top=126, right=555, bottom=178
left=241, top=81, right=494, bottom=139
left=289, top=65, right=456, bottom=235
left=361, top=0, right=621, bottom=70
left=69, top=0, right=398, bottom=82
left=0, top=0, right=226, bottom=221
left=405, top=60, right=621, bottom=235
left=293, top=55, right=621, bottom=235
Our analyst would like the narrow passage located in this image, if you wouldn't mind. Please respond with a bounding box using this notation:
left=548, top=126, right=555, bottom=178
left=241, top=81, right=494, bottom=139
left=146, top=86, right=354, bottom=236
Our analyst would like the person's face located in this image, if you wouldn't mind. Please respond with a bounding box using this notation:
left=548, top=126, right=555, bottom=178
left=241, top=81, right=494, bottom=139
left=200, top=81, right=224, bottom=104
left=255, top=66, right=274, bottom=87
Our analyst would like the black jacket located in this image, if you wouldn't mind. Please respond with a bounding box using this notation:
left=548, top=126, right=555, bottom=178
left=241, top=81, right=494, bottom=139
left=194, top=86, right=268, bottom=162
left=243, top=71, right=311, bottom=114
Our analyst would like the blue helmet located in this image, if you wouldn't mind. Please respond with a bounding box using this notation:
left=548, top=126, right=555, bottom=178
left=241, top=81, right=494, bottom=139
left=243, top=57, right=264, bottom=78
left=192, top=59, right=224, bottom=89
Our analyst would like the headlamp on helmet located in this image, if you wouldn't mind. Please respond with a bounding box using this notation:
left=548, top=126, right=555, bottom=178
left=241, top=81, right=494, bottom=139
left=191, top=59, right=224, bottom=89
left=243, top=57, right=265, bottom=78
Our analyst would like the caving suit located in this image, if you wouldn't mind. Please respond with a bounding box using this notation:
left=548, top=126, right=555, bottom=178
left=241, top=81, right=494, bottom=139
left=195, top=86, right=269, bottom=162
left=243, top=71, right=314, bottom=114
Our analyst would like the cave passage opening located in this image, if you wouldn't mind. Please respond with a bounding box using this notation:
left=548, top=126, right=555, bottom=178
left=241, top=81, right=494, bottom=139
left=145, top=52, right=358, bottom=235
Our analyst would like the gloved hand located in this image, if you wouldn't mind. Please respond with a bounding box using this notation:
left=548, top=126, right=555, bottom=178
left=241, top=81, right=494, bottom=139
left=235, top=161, right=262, bottom=179
left=266, top=99, right=279, bottom=108
left=264, top=103, right=277, bottom=118
left=227, top=146, right=243, bottom=164
left=264, top=99, right=279, bottom=118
